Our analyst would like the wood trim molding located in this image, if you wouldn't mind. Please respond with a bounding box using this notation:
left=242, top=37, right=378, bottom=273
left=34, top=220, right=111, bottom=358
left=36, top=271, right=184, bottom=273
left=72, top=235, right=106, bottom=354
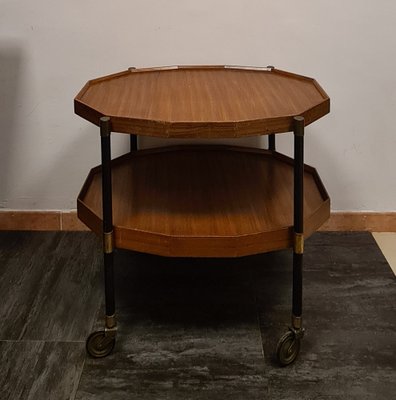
left=0, top=210, right=395, bottom=232
left=0, top=211, right=61, bottom=231
left=0, top=211, right=88, bottom=231
left=319, top=212, right=396, bottom=232
left=61, top=211, right=89, bottom=231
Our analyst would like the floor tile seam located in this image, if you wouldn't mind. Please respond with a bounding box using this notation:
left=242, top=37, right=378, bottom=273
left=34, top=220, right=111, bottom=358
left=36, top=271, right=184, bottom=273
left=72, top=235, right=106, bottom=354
left=254, top=298, right=266, bottom=363
left=253, top=272, right=268, bottom=367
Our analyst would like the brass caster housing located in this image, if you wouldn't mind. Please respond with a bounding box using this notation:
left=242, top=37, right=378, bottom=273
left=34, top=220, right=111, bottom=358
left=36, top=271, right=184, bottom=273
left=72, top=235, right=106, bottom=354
left=86, top=330, right=116, bottom=358
left=276, top=329, right=302, bottom=366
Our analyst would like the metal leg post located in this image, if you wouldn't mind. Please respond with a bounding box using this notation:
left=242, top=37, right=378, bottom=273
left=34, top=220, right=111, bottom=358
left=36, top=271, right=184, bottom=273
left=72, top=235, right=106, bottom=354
left=130, top=134, right=137, bottom=152
left=86, top=116, right=117, bottom=358
left=268, top=134, right=276, bottom=151
left=292, top=116, right=304, bottom=332
left=276, top=116, right=305, bottom=366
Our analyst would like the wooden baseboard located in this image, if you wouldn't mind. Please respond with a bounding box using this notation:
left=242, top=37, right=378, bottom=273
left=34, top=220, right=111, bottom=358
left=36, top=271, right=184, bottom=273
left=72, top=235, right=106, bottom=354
left=0, top=210, right=395, bottom=232
left=0, top=211, right=88, bottom=231
left=319, top=212, right=396, bottom=232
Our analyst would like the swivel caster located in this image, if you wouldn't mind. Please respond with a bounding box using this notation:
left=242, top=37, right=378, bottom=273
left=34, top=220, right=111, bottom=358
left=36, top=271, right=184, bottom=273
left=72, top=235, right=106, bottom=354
left=86, top=330, right=116, bottom=358
left=276, top=329, right=301, bottom=366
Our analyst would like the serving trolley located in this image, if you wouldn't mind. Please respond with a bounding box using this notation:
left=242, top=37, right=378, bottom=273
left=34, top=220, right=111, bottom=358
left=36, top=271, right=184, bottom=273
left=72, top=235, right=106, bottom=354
left=75, top=65, right=330, bottom=366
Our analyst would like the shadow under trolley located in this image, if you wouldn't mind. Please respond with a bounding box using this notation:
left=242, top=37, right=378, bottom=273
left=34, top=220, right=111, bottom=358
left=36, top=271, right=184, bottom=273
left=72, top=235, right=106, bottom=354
left=74, top=65, right=331, bottom=366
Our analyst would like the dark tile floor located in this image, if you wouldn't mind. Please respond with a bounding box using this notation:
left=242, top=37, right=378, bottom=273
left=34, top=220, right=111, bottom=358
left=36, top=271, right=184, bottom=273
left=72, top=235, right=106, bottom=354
left=0, top=232, right=395, bottom=399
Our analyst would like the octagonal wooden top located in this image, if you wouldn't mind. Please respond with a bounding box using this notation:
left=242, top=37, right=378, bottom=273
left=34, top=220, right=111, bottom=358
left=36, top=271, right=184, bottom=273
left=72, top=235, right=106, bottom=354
left=75, top=66, right=330, bottom=138
left=77, top=145, right=330, bottom=257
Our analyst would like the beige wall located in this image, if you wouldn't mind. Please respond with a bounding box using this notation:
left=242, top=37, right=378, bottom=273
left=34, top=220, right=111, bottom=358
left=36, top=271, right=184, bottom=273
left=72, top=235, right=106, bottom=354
left=0, top=1, right=395, bottom=211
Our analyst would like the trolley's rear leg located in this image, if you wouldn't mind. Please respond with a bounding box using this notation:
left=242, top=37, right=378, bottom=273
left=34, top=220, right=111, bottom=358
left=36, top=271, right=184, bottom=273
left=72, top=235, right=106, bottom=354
left=86, top=117, right=117, bottom=358
left=268, top=133, right=276, bottom=151
left=276, top=116, right=305, bottom=366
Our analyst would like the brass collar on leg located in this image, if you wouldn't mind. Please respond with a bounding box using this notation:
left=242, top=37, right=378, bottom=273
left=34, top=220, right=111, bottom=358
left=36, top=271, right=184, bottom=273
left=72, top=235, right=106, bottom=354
left=103, top=231, right=114, bottom=254
left=294, top=233, right=304, bottom=254
left=293, top=116, right=305, bottom=136
left=105, top=314, right=117, bottom=329
left=291, top=315, right=305, bottom=339
left=105, top=314, right=117, bottom=337
left=292, top=315, right=302, bottom=330
left=100, top=116, right=111, bottom=137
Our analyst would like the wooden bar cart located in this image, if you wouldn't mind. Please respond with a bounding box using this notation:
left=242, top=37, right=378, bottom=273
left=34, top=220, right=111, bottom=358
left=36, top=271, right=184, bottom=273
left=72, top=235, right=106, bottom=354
left=74, top=65, right=330, bottom=366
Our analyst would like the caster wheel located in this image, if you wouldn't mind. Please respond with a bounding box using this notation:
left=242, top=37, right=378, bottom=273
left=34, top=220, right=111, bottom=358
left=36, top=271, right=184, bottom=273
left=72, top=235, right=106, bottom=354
left=276, top=330, right=300, bottom=366
left=86, top=331, right=115, bottom=358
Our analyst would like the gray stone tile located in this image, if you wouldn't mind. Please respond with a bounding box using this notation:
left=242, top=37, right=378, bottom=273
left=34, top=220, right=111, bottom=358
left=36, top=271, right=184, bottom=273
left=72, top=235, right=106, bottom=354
left=76, top=308, right=268, bottom=400
left=0, top=340, right=85, bottom=400
left=77, top=252, right=268, bottom=399
left=1, top=231, right=395, bottom=399
left=0, top=232, right=102, bottom=341
left=266, top=328, right=396, bottom=400
left=79, top=233, right=396, bottom=399
left=304, top=232, right=389, bottom=269
left=255, top=233, right=396, bottom=398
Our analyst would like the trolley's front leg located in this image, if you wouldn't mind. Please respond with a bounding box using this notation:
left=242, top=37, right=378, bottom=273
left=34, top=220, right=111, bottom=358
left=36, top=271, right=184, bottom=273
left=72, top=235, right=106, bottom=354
left=86, top=116, right=117, bottom=358
left=277, top=116, right=305, bottom=366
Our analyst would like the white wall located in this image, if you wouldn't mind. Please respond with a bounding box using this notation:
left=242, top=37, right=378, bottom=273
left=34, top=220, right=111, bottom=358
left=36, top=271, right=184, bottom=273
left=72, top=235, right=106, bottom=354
left=0, top=0, right=395, bottom=211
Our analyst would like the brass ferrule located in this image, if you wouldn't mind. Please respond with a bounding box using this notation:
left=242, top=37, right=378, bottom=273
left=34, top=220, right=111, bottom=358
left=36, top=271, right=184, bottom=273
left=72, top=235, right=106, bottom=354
left=293, top=116, right=305, bottom=136
left=100, top=116, right=111, bottom=137
left=103, top=231, right=114, bottom=254
left=294, top=233, right=304, bottom=254
left=105, top=314, right=116, bottom=329
left=292, top=315, right=302, bottom=330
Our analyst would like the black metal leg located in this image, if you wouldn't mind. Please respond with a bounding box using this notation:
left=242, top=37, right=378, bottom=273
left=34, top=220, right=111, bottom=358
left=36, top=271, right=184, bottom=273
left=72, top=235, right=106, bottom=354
left=292, top=116, right=304, bottom=330
left=276, top=116, right=305, bottom=366
left=130, top=134, right=137, bottom=152
left=100, top=117, right=116, bottom=323
left=86, top=116, right=117, bottom=358
left=268, top=134, right=276, bottom=151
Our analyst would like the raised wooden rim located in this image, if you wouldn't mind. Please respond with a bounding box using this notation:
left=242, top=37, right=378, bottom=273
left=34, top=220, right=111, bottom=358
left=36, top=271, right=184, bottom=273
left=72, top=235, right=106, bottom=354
left=3, top=210, right=396, bottom=232
left=74, top=66, right=330, bottom=138
left=77, top=145, right=330, bottom=257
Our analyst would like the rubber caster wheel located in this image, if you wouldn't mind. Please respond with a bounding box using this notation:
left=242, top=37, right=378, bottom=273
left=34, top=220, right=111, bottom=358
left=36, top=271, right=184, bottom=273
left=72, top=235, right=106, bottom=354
left=86, top=331, right=115, bottom=358
left=276, top=330, right=300, bottom=366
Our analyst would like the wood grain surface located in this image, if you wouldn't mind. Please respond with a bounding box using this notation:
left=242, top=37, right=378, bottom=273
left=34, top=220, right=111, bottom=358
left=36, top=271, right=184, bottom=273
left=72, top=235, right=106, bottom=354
left=78, top=146, right=330, bottom=257
left=75, top=66, right=330, bottom=137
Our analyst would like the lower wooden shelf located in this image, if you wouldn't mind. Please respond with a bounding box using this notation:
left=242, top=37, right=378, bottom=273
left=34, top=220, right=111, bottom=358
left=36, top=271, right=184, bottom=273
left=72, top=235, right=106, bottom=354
left=78, top=145, right=330, bottom=257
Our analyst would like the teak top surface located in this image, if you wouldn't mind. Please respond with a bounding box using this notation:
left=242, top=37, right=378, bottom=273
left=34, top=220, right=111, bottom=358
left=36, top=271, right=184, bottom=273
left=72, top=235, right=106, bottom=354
left=75, top=66, right=330, bottom=138
left=78, top=146, right=330, bottom=257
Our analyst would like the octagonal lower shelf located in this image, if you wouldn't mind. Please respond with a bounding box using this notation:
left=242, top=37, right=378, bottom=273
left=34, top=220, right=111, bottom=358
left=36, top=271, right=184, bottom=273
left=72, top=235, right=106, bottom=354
left=77, top=145, right=330, bottom=257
